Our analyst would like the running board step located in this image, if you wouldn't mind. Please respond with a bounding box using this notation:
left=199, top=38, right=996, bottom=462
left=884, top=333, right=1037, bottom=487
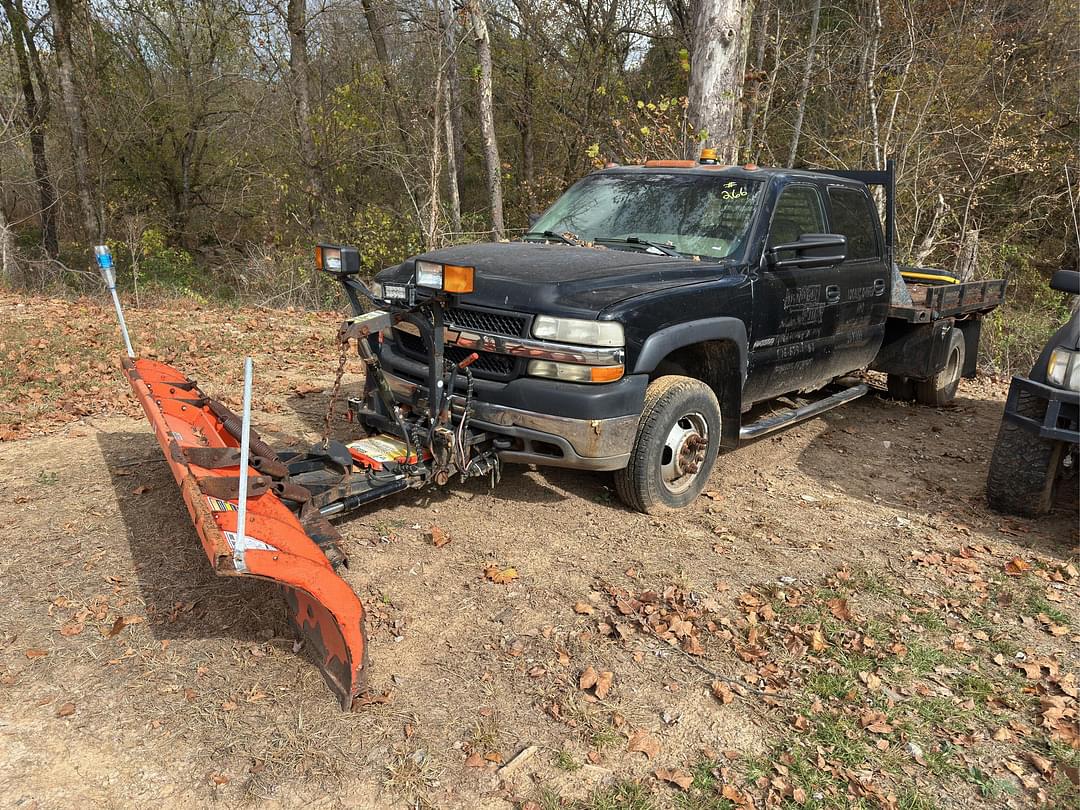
left=739, top=383, right=869, bottom=440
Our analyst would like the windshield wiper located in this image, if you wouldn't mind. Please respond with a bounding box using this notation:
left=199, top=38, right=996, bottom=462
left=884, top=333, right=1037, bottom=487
left=523, top=230, right=582, bottom=245
left=593, top=236, right=682, bottom=257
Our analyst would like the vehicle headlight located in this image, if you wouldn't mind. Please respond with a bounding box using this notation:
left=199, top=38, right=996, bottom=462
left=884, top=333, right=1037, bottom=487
left=527, top=360, right=624, bottom=383
left=532, top=315, right=623, bottom=347
left=1047, top=347, right=1080, bottom=390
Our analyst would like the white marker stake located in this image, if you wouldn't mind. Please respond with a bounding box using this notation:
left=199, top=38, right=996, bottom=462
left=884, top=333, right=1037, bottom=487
left=94, top=245, right=135, bottom=358
left=234, top=357, right=254, bottom=570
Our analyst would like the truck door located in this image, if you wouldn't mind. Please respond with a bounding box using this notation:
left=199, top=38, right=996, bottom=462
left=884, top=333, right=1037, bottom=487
left=744, top=183, right=843, bottom=404
left=824, top=184, right=890, bottom=371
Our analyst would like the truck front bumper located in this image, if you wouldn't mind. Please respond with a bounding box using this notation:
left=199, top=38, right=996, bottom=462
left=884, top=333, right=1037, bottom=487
left=379, top=369, right=640, bottom=471
left=1003, top=375, right=1080, bottom=443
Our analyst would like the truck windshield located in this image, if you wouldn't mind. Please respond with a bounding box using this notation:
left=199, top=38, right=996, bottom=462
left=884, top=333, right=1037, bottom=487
left=527, top=172, right=764, bottom=260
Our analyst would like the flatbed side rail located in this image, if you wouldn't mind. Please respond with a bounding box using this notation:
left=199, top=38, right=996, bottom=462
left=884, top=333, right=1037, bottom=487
left=888, top=278, right=1007, bottom=323
left=121, top=356, right=368, bottom=709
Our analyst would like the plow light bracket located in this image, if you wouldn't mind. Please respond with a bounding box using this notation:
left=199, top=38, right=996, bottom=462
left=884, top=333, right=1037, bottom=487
left=316, top=244, right=362, bottom=277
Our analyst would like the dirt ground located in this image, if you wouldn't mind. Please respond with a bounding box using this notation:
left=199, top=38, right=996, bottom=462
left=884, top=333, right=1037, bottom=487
left=0, top=292, right=1076, bottom=810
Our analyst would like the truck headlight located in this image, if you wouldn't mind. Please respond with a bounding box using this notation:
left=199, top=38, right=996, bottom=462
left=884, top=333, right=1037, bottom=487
left=1047, top=347, right=1080, bottom=390
left=532, top=316, right=623, bottom=347
left=527, top=360, right=624, bottom=383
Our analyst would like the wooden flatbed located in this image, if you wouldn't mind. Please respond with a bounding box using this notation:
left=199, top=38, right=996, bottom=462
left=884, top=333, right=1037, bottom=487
left=888, top=278, right=1007, bottom=323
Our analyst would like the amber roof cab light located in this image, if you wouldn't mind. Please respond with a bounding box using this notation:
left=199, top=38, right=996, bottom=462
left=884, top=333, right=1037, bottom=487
left=699, top=147, right=718, bottom=164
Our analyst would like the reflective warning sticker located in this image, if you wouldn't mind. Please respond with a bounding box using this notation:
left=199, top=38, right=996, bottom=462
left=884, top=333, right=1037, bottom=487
left=206, top=496, right=237, bottom=512
left=348, top=435, right=413, bottom=464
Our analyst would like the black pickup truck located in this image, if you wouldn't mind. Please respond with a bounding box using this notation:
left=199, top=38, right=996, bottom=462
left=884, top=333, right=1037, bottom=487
left=350, top=157, right=1004, bottom=512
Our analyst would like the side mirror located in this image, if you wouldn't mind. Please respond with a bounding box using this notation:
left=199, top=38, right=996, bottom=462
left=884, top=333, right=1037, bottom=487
left=315, top=244, right=362, bottom=276
left=767, top=233, right=847, bottom=270
left=1050, top=269, right=1080, bottom=295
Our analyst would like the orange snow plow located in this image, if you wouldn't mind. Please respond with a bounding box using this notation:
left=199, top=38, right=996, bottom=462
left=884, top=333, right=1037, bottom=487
left=108, top=243, right=504, bottom=708
left=122, top=357, right=368, bottom=708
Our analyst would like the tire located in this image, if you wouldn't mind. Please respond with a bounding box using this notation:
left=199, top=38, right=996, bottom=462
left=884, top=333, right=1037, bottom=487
left=915, top=327, right=965, bottom=406
left=886, top=374, right=916, bottom=401
left=986, top=391, right=1067, bottom=517
left=614, top=376, right=722, bottom=513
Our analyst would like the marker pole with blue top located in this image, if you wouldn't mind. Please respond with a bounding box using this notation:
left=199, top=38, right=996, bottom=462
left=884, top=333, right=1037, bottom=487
left=95, top=244, right=135, bottom=358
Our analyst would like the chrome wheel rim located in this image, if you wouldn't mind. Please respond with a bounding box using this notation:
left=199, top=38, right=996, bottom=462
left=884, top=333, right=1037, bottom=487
left=660, top=412, right=709, bottom=494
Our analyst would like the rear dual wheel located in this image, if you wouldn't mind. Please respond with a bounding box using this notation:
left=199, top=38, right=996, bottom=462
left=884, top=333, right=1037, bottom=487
left=614, top=376, right=721, bottom=513
left=886, top=327, right=966, bottom=407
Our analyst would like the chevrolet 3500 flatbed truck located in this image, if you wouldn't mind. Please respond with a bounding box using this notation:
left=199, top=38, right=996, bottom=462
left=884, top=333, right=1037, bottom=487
left=344, top=158, right=1005, bottom=513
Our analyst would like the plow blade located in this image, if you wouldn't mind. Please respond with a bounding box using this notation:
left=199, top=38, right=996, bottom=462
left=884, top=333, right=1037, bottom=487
left=121, top=357, right=367, bottom=708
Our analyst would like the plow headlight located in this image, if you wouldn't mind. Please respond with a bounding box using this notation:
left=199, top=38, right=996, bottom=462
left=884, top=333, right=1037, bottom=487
left=532, top=315, right=624, bottom=347
left=316, top=244, right=361, bottom=276
left=415, top=260, right=475, bottom=294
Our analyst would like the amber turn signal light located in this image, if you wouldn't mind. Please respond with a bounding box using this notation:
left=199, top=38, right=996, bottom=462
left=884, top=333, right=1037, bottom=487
left=443, top=264, right=475, bottom=293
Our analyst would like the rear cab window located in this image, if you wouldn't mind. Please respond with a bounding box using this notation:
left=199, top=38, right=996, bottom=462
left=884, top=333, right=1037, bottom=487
left=827, top=186, right=881, bottom=261
left=768, top=185, right=827, bottom=247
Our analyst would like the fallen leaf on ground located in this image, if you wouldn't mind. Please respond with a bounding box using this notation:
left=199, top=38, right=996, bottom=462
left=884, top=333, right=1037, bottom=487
left=428, top=525, right=451, bottom=548
left=464, top=752, right=484, bottom=767
left=483, top=751, right=504, bottom=764
left=627, top=728, right=660, bottom=759
left=579, top=666, right=598, bottom=690
left=484, top=565, right=518, bottom=584
left=56, top=702, right=76, bottom=717
left=654, top=767, right=693, bottom=790
left=827, top=598, right=852, bottom=621
left=595, top=671, right=614, bottom=699
left=1027, top=751, right=1053, bottom=775
left=133, top=485, right=152, bottom=495
left=106, top=615, right=143, bottom=637
left=59, top=622, right=84, bottom=637
left=573, top=601, right=594, bottom=615
left=24, top=649, right=48, bottom=659
left=1004, top=557, right=1031, bottom=576
left=711, top=681, right=734, bottom=704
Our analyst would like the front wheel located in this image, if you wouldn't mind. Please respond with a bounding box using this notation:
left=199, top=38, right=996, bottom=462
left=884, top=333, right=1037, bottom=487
left=986, top=391, right=1067, bottom=517
left=614, top=376, right=722, bottom=513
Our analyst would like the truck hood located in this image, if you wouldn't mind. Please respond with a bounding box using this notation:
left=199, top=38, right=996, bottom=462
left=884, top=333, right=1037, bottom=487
left=377, top=242, right=724, bottom=317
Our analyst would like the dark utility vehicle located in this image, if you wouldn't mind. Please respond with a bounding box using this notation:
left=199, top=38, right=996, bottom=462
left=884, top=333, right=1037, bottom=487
left=355, top=157, right=1004, bottom=512
left=986, top=269, right=1079, bottom=516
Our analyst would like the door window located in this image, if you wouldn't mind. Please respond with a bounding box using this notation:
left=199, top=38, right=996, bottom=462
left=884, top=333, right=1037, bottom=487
left=768, top=186, right=826, bottom=247
left=828, top=187, right=880, bottom=261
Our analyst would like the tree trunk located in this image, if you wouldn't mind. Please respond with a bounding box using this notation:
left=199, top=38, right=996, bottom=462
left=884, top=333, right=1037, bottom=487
left=48, top=0, right=99, bottom=242
left=0, top=202, right=17, bottom=284
left=3, top=0, right=58, bottom=257
left=742, top=0, right=769, bottom=162
left=686, top=0, right=753, bottom=164
left=467, top=0, right=504, bottom=240
left=956, top=228, right=980, bottom=281
left=440, top=0, right=466, bottom=199
left=440, top=0, right=461, bottom=233
left=360, top=0, right=408, bottom=150
left=786, top=0, right=820, bottom=167
left=286, top=0, right=324, bottom=230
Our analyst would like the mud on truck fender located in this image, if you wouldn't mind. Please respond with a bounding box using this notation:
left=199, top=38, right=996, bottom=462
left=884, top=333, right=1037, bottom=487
left=631, top=317, right=747, bottom=449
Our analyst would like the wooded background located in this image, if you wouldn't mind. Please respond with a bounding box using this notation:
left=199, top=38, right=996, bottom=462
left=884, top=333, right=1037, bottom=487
left=1, top=0, right=1076, bottom=370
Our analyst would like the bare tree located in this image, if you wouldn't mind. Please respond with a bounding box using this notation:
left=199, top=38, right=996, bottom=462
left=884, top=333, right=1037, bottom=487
left=686, top=0, right=753, bottom=163
left=286, top=0, right=324, bottom=229
left=2, top=0, right=58, bottom=257
left=467, top=0, right=504, bottom=240
left=47, top=0, right=100, bottom=242
left=786, top=0, right=820, bottom=167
